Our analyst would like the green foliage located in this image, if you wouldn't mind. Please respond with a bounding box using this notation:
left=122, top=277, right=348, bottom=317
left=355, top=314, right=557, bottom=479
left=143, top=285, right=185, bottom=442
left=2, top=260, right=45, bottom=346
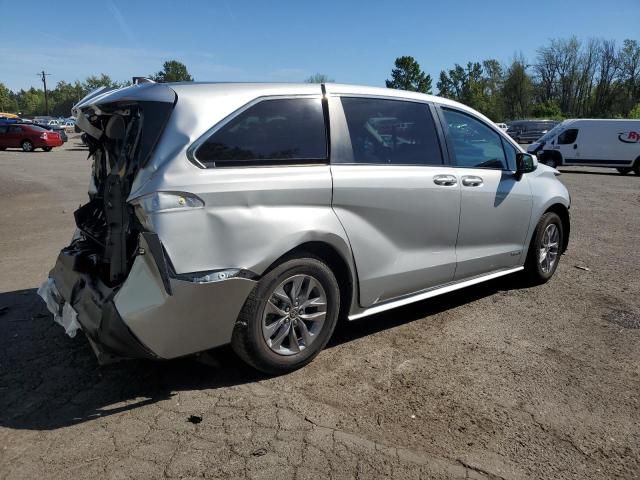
left=305, top=73, right=334, bottom=83
left=151, top=60, right=194, bottom=83
left=0, top=83, right=11, bottom=112
left=531, top=100, right=563, bottom=119
left=630, top=103, right=640, bottom=119
left=502, top=56, right=534, bottom=120
left=436, top=61, right=503, bottom=120
left=386, top=56, right=432, bottom=93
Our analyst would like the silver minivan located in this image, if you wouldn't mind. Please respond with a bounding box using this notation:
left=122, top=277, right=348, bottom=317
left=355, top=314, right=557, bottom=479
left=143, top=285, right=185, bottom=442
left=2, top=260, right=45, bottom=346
left=41, top=81, right=571, bottom=374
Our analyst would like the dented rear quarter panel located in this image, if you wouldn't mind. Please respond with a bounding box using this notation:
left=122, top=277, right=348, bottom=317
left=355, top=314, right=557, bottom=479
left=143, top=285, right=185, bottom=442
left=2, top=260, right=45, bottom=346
left=125, top=83, right=358, bottom=303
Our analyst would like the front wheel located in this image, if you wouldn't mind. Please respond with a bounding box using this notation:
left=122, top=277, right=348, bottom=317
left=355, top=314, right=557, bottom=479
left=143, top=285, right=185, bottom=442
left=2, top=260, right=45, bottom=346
left=231, top=255, right=340, bottom=375
left=42, top=146, right=53, bottom=152
left=523, top=212, right=564, bottom=285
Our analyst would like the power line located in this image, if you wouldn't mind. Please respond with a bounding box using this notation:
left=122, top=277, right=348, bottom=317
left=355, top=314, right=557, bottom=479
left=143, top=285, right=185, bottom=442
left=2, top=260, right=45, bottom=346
left=37, top=71, right=51, bottom=116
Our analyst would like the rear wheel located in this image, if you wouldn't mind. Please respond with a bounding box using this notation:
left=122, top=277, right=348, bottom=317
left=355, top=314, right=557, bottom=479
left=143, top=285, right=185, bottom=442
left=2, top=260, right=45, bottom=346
left=231, top=255, right=340, bottom=375
left=523, top=212, right=563, bottom=285
left=42, top=146, right=52, bottom=152
left=21, top=140, right=34, bottom=152
left=634, top=158, right=640, bottom=175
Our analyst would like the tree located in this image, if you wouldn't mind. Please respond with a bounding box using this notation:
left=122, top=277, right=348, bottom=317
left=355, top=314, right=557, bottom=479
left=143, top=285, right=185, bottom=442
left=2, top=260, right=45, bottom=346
left=630, top=103, right=640, bottom=119
left=50, top=81, right=86, bottom=117
left=151, top=60, right=194, bottom=83
left=305, top=73, right=334, bottom=83
left=83, top=74, right=122, bottom=92
left=386, top=56, right=432, bottom=93
left=503, top=56, right=534, bottom=119
left=0, top=83, right=11, bottom=112
left=619, top=39, right=640, bottom=115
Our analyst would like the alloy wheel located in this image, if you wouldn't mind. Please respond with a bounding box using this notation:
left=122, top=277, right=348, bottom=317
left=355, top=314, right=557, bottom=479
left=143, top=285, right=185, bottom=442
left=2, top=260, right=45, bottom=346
left=539, top=223, right=560, bottom=274
left=261, top=274, right=327, bottom=356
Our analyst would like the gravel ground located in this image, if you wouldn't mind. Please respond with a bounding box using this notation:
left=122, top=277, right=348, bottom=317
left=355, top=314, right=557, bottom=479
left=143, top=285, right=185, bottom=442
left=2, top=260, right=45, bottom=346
left=0, top=138, right=639, bottom=479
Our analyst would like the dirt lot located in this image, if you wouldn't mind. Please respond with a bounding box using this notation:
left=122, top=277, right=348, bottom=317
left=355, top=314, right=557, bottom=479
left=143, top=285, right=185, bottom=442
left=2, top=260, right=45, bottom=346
left=0, top=137, right=638, bottom=479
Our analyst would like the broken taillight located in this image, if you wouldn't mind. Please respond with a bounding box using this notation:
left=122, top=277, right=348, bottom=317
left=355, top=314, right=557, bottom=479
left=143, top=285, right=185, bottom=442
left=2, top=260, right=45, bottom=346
left=40, top=132, right=48, bottom=140
left=130, top=192, right=204, bottom=231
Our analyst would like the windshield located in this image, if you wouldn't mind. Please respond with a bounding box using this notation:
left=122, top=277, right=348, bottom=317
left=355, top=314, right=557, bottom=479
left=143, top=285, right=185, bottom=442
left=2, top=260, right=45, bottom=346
left=538, top=122, right=567, bottom=143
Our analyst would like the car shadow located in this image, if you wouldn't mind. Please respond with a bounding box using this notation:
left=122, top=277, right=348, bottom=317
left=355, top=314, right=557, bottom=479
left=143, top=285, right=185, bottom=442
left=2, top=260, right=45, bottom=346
left=0, top=275, right=529, bottom=431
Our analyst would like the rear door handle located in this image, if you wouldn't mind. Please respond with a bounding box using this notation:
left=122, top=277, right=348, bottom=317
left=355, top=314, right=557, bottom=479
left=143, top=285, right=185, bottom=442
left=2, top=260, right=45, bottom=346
left=433, top=174, right=457, bottom=186
left=461, top=175, right=483, bottom=187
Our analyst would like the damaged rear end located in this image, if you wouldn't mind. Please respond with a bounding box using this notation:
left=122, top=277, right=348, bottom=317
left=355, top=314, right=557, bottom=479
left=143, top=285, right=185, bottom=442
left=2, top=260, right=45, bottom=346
left=40, top=83, right=177, bottom=363
left=40, top=82, right=256, bottom=364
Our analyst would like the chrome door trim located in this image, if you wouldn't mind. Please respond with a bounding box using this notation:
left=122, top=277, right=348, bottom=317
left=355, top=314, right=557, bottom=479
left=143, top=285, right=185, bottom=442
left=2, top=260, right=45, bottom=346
left=348, top=266, right=524, bottom=321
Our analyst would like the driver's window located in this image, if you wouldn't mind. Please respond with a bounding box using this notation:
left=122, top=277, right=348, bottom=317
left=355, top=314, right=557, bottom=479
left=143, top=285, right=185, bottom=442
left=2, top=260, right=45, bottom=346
left=557, top=129, right=578, bottom=145
left=442, top=108, right=507, bottom=169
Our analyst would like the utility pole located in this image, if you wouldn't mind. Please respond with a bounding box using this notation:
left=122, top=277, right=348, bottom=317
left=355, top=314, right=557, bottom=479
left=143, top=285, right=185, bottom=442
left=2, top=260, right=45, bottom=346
left=38, top=70, right=51, bottom=116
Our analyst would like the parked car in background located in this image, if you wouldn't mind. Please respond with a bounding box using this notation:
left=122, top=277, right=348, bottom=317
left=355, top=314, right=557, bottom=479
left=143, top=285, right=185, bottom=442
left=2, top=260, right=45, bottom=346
left=41, top=81, right=570, bottom=374
left=0, top=123, right=63, bottom=151
left=507, top=120, right=558, bottom=143
left=495, top=122, right=508, bottom=131
left=528, top=119, right=640, bottom=174
left=32, top=122, right=68, bottom=142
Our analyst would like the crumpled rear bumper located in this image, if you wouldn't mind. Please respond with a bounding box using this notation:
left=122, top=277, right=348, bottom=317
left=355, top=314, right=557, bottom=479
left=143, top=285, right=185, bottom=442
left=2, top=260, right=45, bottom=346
left=42, top=233, right=257, bottom=363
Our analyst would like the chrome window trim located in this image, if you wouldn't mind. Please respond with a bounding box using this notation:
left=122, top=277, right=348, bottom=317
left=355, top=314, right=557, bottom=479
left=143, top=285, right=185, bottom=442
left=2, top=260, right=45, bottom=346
left=187, top=94, right=327, bottom=169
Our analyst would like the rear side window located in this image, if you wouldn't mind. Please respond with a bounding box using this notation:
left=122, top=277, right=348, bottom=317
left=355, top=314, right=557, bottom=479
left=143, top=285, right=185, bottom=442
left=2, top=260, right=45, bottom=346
left=195, top=98, right=327, bottom=167
left=0, top=126, right=7, bottom=134
left=557, top=129, right=578, bottom=144
left=8, top=126, right=22, bottom=133
left=339, top=97, right=443, bottom=165
left=442, top=108, right=507, bottom=169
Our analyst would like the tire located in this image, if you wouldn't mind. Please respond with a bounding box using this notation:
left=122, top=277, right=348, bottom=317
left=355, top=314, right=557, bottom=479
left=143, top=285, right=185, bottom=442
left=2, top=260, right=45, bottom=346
left=231, top=255, right=340, bottom=375
left=42, top=146, right=52, bottom=152
left=634, top=159, right=640, bottom=176
left=21, top=140, right=34, bottom=152
left=523, top=212, right=564, bottom=285
left=545, top=157, right=558, bottom=169
left=617, top=167, right=631, bottom=175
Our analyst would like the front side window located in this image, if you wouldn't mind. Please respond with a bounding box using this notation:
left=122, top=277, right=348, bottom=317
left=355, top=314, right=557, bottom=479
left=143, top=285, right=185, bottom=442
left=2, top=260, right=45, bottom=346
left=557, top=129, right=578, bottom=145
left=339, top=97, right=443, bottom=165
left=442, top=108, right=508, bottom=169
left=196, top=97, right=327, bottom=167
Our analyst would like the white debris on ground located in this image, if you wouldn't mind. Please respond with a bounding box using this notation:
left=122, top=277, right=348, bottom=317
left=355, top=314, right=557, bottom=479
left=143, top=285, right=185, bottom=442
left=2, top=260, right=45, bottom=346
left=37, top=278, right=81, bottom=338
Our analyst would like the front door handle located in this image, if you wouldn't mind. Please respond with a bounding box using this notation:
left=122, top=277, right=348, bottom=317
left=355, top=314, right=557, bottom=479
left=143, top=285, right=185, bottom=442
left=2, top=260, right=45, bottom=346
left=433, top=174, right=457, bottom=186
left=461, top=175, right=483, bottom=187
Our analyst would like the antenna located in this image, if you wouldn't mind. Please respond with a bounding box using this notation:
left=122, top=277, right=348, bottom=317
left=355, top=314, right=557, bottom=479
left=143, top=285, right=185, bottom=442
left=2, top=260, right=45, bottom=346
left=37, top=71, right=52, bottom=116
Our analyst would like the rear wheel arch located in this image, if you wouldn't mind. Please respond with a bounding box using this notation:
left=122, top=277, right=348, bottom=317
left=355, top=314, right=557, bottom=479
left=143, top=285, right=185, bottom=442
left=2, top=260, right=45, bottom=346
left=261, top=241, right=356, bottom=321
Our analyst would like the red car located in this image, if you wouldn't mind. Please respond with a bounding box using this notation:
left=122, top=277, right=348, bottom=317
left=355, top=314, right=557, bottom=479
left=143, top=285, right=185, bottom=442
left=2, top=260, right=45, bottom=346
left=0, top=124, right=63, bottom=152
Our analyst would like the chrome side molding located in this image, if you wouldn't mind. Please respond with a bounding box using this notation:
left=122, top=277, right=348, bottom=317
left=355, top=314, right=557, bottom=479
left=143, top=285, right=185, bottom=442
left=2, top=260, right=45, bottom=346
left=348, top=266, right=524, bottom=321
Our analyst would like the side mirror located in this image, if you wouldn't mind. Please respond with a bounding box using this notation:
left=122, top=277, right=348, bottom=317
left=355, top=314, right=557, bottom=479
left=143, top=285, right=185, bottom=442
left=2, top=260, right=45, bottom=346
left=516, top=152, right=537, bottom=177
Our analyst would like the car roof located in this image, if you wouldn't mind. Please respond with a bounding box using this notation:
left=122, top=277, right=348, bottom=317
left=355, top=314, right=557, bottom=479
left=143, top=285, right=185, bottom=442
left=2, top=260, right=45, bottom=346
left=167, top=82, right=498, bottom=126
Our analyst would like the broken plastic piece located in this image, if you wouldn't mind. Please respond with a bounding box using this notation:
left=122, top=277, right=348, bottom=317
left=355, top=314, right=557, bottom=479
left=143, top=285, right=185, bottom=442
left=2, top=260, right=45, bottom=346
left=37, top=278, right=82, bottom=338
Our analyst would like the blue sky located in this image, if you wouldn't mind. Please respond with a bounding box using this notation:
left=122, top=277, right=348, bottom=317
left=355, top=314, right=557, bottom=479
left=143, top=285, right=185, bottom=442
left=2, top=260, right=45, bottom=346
left=1, top=0, right=639, bottom=91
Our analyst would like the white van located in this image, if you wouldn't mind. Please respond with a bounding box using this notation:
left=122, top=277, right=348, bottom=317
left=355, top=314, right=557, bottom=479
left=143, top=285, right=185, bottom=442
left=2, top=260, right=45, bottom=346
left=528, top=119, right=640, bottom=175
